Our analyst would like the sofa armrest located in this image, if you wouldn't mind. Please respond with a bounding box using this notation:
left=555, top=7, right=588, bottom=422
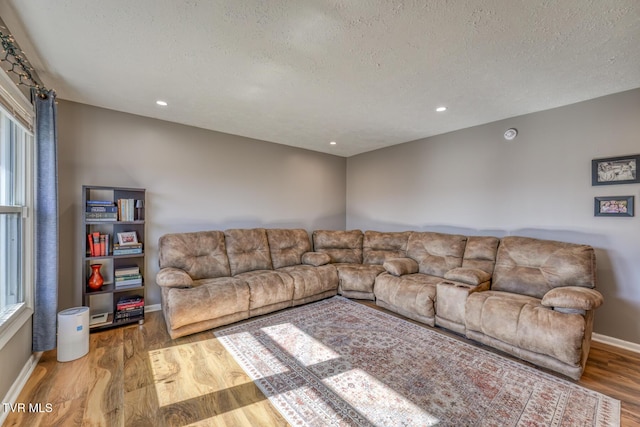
left=156, top=267, right=194, bottom=288
left=383, top=257, right=418, bottom=276
left=444, top=267, right=491, bottom=286
left=301, top=252, right=331, bottom=266
left=541, top=287, right=604, bottom=311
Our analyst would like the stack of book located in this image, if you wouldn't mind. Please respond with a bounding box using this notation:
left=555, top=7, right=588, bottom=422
left=117, top=198, right=136, bottom=221
left=115, top=265, right=143, bottom=289
left=113, top=242, right=143, bottom=256
left=86, top=200, right=118, bottom=221
left=87, top=232, right=110, bottom=256
left=115, top=295, right=144, bottom=322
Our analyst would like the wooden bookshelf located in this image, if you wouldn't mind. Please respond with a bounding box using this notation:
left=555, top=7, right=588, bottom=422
left=82, top=185, right=146, bottom=331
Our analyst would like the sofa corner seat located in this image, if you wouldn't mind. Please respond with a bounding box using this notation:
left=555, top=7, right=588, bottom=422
left=463, top=236, right=600, bottom=380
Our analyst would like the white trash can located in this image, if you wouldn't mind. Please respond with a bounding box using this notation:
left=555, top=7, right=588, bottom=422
left=57, top=306, right=90, bottom=362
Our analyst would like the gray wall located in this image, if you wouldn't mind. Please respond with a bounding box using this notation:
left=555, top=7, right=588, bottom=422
left=347, top=88, right=640, bottom=344
left=0, top=320, right=31, bottom=403
left=57, top=100, right=346, bottom=310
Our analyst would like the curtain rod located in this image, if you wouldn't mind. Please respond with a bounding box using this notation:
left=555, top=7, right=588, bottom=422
left=0, top=28, right=51, bottom=99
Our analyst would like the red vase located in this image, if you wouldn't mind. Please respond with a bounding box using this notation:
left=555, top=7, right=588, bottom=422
left=88, top=264, right=104, bottom=291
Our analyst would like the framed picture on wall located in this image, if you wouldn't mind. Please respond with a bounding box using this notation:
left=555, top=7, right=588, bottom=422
left=592, top=154, right=639, bottom=185
left=594, top=196, right=634, bottom=217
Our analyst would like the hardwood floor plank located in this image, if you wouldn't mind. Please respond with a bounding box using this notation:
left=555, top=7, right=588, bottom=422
left=5, top=308, right=639, bottom=426
left=82, top=345, right=124, bottom=423
left=124, top=385, right=166, bottom=427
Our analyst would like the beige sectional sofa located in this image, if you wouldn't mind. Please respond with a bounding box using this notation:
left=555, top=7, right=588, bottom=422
left=156, top=228, right=603, bottom=380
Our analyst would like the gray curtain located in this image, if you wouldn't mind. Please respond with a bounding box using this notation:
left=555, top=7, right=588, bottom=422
left=32, top=89, right=58, bottom=352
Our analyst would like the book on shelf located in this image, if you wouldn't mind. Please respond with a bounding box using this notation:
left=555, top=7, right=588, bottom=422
left=114, top=280, right=143, bottom=289
left=115, top=265, right=140, bottom=276
left=87, top=200, right=114, bottom=206
left=85, top=212, right=118, bottom=220
left=86, top=205, right=118, bottom=213
left=117, top=295, right=143, bottom=305
left=114, top=242, right=142, bottom=248
left=115, top=273, right=142, bottom=281
left=113, top=247, right=143, bottom=256
left=115, top=309, right=144, bottom=321
left=87, top=234, right=94, bottom=257
left=113, top=243, right=142, bottom=250
left=115, top=276, right=142, bottom=285
left=117, top=300, right=145, bottom=310
left=117, top=306, right=143, bottom=314
left=117, top=198, right=136, bottom=221
left=87, top=233, right=111, bottom=256
left=115, top=295, right=145, bottom=320
left=85, top=217, right=118, bottom=222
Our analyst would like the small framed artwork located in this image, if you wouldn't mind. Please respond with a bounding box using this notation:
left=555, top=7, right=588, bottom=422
left=592, top=154, right=639, bottom=185
left=594, top=196, right=634, bottom=217
left=117, top=231, right=139, bottom=245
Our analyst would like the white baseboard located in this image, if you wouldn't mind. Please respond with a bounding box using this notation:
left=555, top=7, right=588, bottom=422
left=0, top=352, right=42, bottom=425
left=145, top=304, right=161, bottom=313
left=592, top=333, right=640, bottom=354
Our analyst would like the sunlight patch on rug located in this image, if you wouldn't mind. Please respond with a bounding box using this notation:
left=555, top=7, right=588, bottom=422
left=215, top=296, right=620, bottom=426
left=262, top=323, right=341, bottom=367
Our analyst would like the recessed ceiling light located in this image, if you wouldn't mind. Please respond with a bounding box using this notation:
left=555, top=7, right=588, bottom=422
left=156, top=100, right=168, bottom=106
left=330, top=141, right=337, bottom=145
left=435, top=106, right=447, bottom=112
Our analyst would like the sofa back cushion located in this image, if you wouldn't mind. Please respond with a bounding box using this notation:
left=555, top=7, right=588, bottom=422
left=492, top=236, right=596, bottom=299
left=363, top=231, right=411, bottom=265
left=266, top=228, right=312, bottom=269
left=158, top=231, right=231, bottom=280
left=225, top=228, right=273, bottom=275
left=312, top=230, right=363, bottom=263
left=407, top=232, right=467, bottom=277
left=462, top=236, right=500, bottom=274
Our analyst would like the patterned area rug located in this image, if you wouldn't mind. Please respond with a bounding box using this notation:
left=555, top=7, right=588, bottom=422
left=215, top=296, right=620, bottom=426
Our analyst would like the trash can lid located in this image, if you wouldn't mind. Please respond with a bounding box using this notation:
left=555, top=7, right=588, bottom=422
left=59, top=307, right=89, bottom=316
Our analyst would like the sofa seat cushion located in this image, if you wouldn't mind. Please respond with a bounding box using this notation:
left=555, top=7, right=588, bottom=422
left=163, top=277, right=250, bottom=330
left=435, top=280, right=490, bottom=332
left=278, top=264, right=338, bottom=301
left=335, top=263, right=385, bottom=299
left=466, top=291, right=586, bottom=366
left=374, top=272, right=441, bottom=324
left=235, top=270, right=294, bottom=310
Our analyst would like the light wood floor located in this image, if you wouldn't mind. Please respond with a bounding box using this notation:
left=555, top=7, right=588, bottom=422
left=4, top=303, right=640, bottom=426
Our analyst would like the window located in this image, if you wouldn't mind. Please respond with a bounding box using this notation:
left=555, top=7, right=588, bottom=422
left=0, top=105, right=33, bottom=334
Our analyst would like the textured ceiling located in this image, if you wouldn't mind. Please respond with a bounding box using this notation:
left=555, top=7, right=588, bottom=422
left=1, top=1, right=639, bottom=157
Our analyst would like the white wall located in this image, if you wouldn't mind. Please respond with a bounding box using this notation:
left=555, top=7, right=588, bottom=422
left=347, top=88, right=640, bottom=344
left=57, top=101, right=346, bottom=310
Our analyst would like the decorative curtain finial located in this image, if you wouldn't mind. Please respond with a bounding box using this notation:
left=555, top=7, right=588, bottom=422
left=0, top=28, right=51, bottom=96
